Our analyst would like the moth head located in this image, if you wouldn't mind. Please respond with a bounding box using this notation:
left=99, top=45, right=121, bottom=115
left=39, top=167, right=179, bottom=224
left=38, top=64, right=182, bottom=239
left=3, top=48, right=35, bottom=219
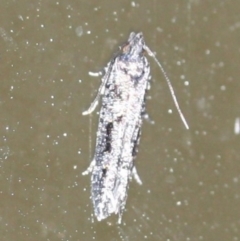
left=121, top=32, right=145, bottom=57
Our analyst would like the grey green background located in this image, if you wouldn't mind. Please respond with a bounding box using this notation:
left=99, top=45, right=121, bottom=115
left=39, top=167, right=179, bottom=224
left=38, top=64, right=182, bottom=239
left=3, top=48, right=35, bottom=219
left=0, top=0, right=239, bottom=240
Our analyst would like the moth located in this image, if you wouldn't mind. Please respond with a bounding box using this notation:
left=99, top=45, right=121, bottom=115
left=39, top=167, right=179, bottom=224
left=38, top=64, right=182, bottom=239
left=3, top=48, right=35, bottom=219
left=82, top=32, right=189, bottom=223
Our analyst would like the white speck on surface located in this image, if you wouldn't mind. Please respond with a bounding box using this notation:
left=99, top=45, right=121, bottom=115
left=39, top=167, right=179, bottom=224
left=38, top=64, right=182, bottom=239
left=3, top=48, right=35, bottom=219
left=176, top=201, right=181, bottom=206
left=215, top=41, right=221, bottom=47
left=18, top=15, right=24, bottom=21
left=89, top=71, right=102, bottom=77
left=75, top=26, right=83, bottom=37
left=220, top=85, right=226, bottom=91
left=233, top=177, right=239, bottom=183
left=53, top=140, right=58, bottom=145
left=205, top=49, right=210, bottom=55
left=234, top=117, right=240, bottom=135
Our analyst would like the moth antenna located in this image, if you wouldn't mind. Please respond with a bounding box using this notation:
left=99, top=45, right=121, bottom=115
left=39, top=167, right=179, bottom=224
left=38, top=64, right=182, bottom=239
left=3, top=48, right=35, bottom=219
left=144, top=45, right=189, bottom=130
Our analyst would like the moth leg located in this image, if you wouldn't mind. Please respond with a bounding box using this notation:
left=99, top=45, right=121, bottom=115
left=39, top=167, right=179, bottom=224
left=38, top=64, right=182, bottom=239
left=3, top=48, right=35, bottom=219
left=82, top=82, right=105, bottom=115
left=117, top=214, right=123, bottom=224
left=82, top=62, right=113, bottom=116
left=82, top=159, right=96, bottom=175
left=130, top=126, right=143, bottom=185
left=88, top=70, right=103, bottom=77
left=132, top=166, right=142, bottom=185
